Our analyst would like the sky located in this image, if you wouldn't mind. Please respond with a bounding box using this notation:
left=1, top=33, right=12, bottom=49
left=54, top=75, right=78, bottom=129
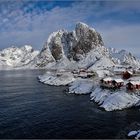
left=0, top=0, right=140, bottom=57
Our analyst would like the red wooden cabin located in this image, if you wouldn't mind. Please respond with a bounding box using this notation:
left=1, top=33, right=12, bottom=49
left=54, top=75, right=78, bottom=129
left=100, top=77, right=124, bottom=89
left=122, top=70, right=133, bottom=79
left=126, top=81, right=140, bottom=91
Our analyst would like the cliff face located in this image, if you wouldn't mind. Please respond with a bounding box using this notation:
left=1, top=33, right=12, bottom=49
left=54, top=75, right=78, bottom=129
left=36, top=22, right=107, bottom=68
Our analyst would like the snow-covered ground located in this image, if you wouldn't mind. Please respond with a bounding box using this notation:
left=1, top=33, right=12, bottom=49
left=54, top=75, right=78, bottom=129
left=128, top=130, right=140, bottom=139
left=90, top=87, right=140, bottom=111
left=38, top=71, right=75, bottom=86
left=94, top=69, right=113, bottom=78
left=68, top=78, right=95, bottom=94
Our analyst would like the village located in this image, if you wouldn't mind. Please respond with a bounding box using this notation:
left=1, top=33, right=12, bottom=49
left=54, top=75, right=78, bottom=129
left=48, top=63, right=140, bottom=92
left=101, top=65, right=140, bottom=91
left=69, top=64, right=140, bottom=92
left=38, top=64, right=140, bottom=111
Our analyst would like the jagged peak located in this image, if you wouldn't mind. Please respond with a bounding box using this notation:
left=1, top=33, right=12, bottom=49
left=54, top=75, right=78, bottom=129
left=76, top=22, right=89, bottom=28
left=21, top=45, right=33, bottom=52
left=76, top=22, right=96, bottom=32
left=46, top=29, right=68, bottom=44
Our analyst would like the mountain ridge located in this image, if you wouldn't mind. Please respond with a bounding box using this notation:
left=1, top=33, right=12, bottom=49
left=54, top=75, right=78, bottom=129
left=0, top=22, right=139, bottom=70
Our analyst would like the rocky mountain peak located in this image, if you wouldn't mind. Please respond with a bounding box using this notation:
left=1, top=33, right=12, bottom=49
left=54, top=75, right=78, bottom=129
left=75, top=22, right=96, bottom=39
left=36, top=22, right=105, bottom=67
left=109, top=48, right=140, bottom=66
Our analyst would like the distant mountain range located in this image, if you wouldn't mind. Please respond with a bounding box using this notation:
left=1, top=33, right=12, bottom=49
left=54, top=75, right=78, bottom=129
left=0, top=22, right=139, bottom=70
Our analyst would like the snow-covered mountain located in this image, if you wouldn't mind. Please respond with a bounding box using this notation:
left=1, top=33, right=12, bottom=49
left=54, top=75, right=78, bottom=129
left=0, top=45, right=39, bottom=69
left=34, top=22, right=115, bottom=69
left=0, top=22, right=139, bottom=70
left=109, top=48, right=140, bottom=66
left=34, top=22, right=140, bottom=70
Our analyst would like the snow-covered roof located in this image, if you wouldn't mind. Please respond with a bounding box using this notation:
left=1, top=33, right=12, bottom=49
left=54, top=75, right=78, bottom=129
left=103, top=77, right=113, bottom=81
left=113, top=78, right=124, bottom=83
left=103, top=77, right=124, bottom=83
left=128, top=81, right=140, bottom=85
left=126, top=70, right=133, bottom=75
left=113, top=68, right=125, bottom=72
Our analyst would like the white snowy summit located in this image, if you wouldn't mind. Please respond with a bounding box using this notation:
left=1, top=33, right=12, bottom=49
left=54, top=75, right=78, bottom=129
left=0, top=45, right=39, bottom=69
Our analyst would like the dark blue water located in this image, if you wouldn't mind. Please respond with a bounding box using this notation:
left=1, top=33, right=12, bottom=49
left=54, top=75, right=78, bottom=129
left=0, top=70, right=139, bottom=139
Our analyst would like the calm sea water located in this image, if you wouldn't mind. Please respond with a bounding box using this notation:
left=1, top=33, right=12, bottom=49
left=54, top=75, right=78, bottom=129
left=0, top=69, right=139, bottom=139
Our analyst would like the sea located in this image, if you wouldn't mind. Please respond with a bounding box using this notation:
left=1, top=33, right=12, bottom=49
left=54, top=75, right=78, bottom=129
left=0, top=69, right=139, bottom=138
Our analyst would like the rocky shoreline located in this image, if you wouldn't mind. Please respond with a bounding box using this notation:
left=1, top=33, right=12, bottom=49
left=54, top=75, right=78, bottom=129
left=38, top=71, right=140, bottom=112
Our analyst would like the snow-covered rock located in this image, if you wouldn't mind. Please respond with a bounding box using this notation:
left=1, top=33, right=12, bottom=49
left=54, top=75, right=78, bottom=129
left=101, top=91, right=140, bottom=111
left=128, top=131, right=138, bottom=137
left=68, top=78, right=94, bottom=94
left=45, top=58, right=78, bottom=70
left=109, top=48, right=140, bottom=67
left=90, top=87, right=111, bottom=104
left=90, top=87, right=140, bottom=111
left=38, top=71, right=75, bottom=86
left=0, top=45, right=39, bottom=68
left=128, top=130, right=140, bottom=139
left=34, top=22, right=115, bottom=70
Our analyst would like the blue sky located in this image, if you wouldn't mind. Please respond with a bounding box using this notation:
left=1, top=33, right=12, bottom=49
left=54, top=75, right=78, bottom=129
left=0, top=0, right=140, bottom=57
